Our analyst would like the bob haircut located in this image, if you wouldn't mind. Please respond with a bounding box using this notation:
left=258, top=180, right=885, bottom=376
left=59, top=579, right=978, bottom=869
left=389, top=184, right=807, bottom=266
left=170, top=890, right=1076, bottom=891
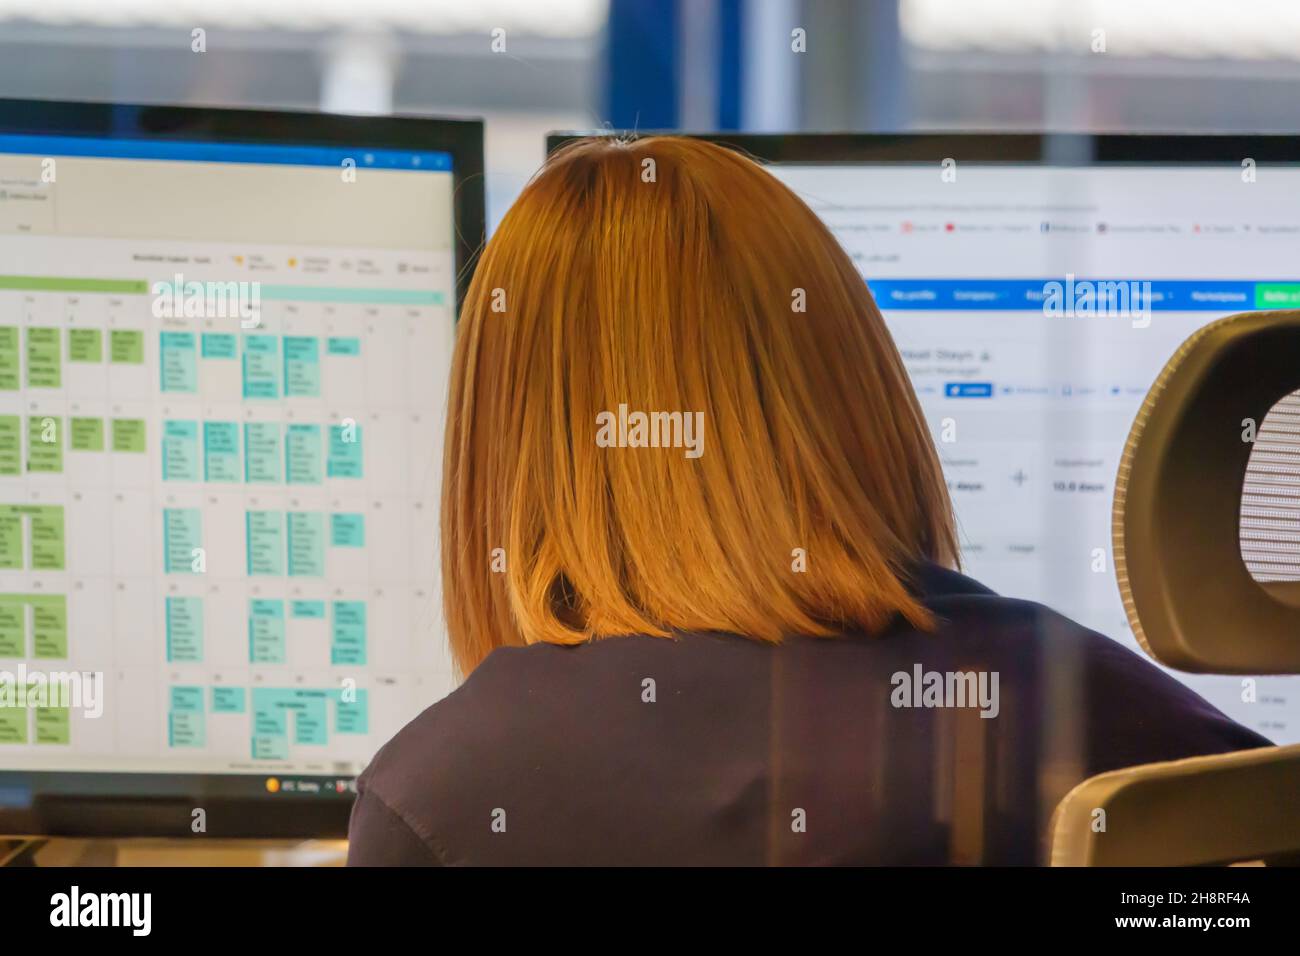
left=442, top=136, right=957, bottom=675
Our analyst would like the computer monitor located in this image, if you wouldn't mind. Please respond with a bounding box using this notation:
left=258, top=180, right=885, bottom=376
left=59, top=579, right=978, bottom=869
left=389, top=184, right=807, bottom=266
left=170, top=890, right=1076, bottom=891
left=0, top=100, right=484, bottom=838
left=548, top=132, right=1299, bottom=746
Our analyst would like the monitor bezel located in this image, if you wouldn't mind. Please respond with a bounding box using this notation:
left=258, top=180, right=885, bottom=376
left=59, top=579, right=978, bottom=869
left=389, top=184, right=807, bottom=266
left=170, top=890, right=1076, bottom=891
left=0, top=98, right=485, bottom=841
left=546, top=131, right=1300, bottom=166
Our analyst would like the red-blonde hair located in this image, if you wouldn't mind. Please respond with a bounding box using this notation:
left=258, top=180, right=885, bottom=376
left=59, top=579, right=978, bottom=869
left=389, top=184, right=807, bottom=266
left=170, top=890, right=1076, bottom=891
left=442, top=136, right=956, bottom=675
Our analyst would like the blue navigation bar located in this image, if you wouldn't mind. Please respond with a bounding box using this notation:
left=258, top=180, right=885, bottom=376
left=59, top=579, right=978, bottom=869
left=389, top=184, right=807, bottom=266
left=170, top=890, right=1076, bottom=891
left=867, top=279, right=1273, bottom=312
left=0, top=134, right=452, bottom=171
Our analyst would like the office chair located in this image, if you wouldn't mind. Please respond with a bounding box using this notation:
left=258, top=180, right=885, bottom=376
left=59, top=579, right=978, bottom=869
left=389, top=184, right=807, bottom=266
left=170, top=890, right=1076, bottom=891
left=1050, top=309, right=1300, bottom=866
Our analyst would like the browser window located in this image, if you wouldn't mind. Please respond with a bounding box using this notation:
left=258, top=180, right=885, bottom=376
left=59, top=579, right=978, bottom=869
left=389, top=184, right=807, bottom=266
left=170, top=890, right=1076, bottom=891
left=0, top=134, right=457, bottom=780
left=771, top=164, right=1300, bottom=744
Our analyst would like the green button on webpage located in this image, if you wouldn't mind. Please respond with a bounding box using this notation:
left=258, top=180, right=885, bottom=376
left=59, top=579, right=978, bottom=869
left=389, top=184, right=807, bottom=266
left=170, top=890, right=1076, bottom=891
left=1254, top=284, right=1300, bottom=308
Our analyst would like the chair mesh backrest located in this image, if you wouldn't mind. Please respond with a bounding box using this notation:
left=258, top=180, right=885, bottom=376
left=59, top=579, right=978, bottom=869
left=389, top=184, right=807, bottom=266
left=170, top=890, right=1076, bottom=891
left=1241, top=391, right=1300, bottom=582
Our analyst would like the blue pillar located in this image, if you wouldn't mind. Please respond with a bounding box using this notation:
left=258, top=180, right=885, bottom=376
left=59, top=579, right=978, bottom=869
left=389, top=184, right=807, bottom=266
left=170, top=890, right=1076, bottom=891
left=716, top=0, right=744, bottom=130
left=606, top=0, right=681, bottom=130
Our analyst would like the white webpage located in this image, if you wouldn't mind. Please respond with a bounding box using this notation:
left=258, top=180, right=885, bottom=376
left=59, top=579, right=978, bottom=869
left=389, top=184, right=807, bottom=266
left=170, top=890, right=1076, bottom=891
left=772, top=164, right=1300, bottom=744
left=0, top=136, right=457, bottom=779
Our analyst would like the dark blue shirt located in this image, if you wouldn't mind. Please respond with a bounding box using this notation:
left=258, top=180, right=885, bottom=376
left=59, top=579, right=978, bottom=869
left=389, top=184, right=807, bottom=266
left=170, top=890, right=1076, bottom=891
left=347, top=565, right=1271, bottom=865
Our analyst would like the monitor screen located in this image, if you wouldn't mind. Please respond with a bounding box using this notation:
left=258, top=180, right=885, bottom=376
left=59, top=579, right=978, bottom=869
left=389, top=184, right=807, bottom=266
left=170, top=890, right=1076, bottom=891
left=0, top=103, right=482, bottom=833
left=546, top=133, right=1298, bottom=747
left=769, top=156, right=1298, bottom=745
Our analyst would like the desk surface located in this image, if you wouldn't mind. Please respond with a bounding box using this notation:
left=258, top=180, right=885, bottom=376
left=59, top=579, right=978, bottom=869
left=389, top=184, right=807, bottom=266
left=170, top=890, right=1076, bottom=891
left=1, top=837, right=348, bottom=866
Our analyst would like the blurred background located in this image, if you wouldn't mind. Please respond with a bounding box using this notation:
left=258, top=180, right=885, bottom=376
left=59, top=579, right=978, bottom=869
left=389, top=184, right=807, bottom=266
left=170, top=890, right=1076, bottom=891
left=2, top=0, right=1299, bottom=229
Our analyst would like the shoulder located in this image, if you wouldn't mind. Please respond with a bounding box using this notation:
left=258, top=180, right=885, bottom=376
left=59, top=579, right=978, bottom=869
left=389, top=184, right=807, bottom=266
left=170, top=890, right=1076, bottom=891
left=351, top=639, right=668, bottom=857
left=360, top=646, right=538, bottom=785
left=912, top=564, right=1136, bottom=658
left=362, top=634, right=734, bottom=766
left=941, top=587, right=1273, bottom=757
left=348, top=648, right=530, bottom=864
left=917, top=569, right=1270, bottom=747
left=917, top=567, right=1112, bottom=654
left=909, top=563, right=1091, bottom=645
